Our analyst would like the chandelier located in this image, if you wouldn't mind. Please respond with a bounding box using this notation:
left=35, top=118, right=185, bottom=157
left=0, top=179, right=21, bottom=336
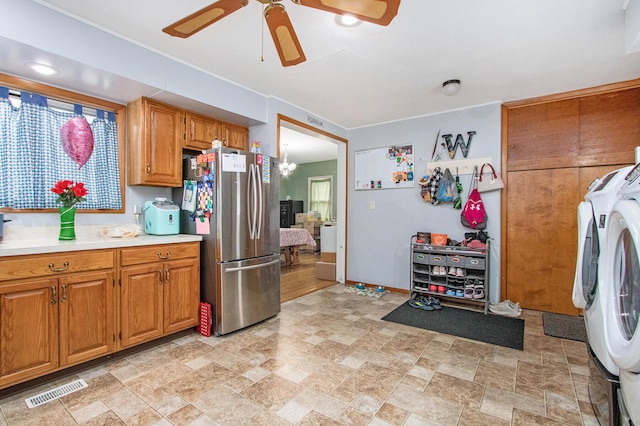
left=279, top=144, right=297, bottom=176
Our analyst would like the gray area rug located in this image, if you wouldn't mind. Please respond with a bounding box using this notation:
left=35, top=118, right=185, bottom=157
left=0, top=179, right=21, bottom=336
left=382, top=302, right=524, bottom=350
left=542, top=312, right=586, bottom=342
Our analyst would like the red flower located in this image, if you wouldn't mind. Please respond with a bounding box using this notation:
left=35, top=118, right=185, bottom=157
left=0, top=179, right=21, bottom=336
left=50, top=180, right=88, bottom=208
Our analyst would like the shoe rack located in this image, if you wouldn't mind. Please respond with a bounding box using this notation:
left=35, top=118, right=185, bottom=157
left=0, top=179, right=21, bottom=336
left=410, top=235, right=490, bottom=314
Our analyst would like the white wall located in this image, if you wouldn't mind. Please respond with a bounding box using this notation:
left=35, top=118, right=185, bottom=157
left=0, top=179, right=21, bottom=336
left=346, top=103, right=502, bottom=302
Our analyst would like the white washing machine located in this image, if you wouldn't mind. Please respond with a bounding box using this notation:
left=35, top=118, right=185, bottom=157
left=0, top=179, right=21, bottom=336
left=572, top=166, right=632, bottom=425
left=601, top=163, right=640, bottom=425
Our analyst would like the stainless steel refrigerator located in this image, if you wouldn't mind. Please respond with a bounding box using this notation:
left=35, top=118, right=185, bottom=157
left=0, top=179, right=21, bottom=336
left=173, top=147, right=280, bottom=335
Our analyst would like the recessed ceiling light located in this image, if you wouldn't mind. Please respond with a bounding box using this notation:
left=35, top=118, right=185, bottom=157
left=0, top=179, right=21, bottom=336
left=336, top=14, right=360, bottom=27
left=25, top=62, right=59, bottom=76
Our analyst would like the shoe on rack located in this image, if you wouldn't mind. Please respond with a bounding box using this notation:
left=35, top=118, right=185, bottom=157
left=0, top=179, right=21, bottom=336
left=438, top=285, right=446, bottom=294
left=456, top=267, right=464, bottom=277
left=448, top=266, right=457, bottom=276
left=445, top=288, right=456, bottom=296
left=429, top=284, right=438, bottom=292
left=489, top=300, right=522, bottom=317
left=455, top=289, right=464, bottom=297
left=463, top=286, right=474, bottom=299
left=473, top=286, right=484, bottom=299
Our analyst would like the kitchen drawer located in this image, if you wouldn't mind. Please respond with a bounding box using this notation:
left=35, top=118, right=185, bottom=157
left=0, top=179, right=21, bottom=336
left=429, top=254, right=446, bottom=266
left=0, top=249, right=115, bottom=282
left=120, top=242, right=199, bottom=266
left=446, top=255, right=465, bottom=266
left=465, top=257, right=485, bottom=270
left=412, top=252, right=429, bottom=265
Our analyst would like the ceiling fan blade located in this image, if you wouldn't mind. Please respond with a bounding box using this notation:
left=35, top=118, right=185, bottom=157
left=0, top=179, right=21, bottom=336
left=163, top=0, right=248, bottom=38
left=294, top=0, right=400, bottom=26
left=264, top=4, right=306, bottom=67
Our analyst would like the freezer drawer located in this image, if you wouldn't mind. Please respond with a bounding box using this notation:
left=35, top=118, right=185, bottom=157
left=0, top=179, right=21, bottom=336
left=216, top=254, right=281, bottom=335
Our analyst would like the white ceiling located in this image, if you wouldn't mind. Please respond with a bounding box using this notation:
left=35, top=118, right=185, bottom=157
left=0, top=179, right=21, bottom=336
left=27, top=0, right=640, bottom=134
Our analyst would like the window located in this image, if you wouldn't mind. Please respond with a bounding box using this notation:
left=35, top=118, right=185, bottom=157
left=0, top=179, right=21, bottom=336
left=0, top=73, right=125, bottom=212
left=308, top=176, right=333, bottom=222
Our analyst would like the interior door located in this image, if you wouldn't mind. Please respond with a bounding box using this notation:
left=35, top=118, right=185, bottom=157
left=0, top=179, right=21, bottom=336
left=506, top=168, right=581, bottom=314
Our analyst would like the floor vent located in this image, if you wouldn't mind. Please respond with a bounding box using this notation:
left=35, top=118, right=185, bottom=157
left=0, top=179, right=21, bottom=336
left=24, top=379, right=87, bottom=408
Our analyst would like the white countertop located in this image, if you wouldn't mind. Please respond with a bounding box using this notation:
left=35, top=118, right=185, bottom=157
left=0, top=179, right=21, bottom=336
left=0, top=225, right=202, bottom=257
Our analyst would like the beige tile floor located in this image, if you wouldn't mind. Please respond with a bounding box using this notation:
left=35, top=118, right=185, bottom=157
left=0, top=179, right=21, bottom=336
left=0, top=285, right=596, bottom=425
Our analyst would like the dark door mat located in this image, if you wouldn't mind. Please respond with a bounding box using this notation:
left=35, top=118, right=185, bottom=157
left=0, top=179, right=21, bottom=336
left=382, top=302, right=525, bottom=350
left=542, top=312, right=586, bottom=342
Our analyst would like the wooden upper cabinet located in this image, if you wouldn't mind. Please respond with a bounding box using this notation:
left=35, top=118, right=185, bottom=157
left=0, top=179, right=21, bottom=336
left=579, top=87, right=640, bottom=158
left=128, top=98, right=183, bottom=187
left=184, top=112, right=221, bottom=151
left=507, top=99, right=579, bottom=164
left=221, top=122, right=249, bottom=151
left=128, top=97, right=250, bottom=187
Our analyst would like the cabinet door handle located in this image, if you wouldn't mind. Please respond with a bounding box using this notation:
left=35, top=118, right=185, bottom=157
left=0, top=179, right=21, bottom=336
left=51, top=286, right=57, bottom=305
left=48, top=262, right=69, bottom=273
left=146, top=163, right=151, bottom=176
left=165, top=269, right=170, bottom=283
left=156, top=251, right=171, bottom=260
left=61, top=285, right=67, bottom=303
left=158, top=270, right=164, bottom=284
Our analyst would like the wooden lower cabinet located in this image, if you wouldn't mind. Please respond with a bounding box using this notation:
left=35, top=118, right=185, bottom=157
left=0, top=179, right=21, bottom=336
left=0, top=271, right=115, bottom=388
left=0, top=278, right=58, bottom=388
left=59, top=271, right=115, bottom=366
left=0, top=241, right=200, bottom=390
left=119, top=243, right=200, bottom=349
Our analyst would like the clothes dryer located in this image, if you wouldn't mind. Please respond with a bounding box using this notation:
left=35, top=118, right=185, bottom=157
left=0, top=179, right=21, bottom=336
left=572, top=166, right=632, bottom=425
left=601, top=163, right=640, bottom=425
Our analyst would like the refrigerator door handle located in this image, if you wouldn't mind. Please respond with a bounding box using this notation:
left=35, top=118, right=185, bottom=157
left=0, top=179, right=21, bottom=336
left=256, top=164, right=263, bottom=238
left=224, top=258, right=280, bottom=272
left=247, top=164, right=256, bottom=239
left=251, top=163, right=258, bottom=240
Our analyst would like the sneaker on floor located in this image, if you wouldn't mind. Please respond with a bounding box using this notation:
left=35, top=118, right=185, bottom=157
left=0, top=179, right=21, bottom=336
left=409, top=297, right=435, bottom=311
left=417, top=295, right=442, bottom=310
left=489, top=300, right=522, bottom=317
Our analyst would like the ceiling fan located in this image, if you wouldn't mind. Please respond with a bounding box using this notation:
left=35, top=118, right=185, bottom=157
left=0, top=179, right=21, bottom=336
left=162, top=0, right=401, bottom=67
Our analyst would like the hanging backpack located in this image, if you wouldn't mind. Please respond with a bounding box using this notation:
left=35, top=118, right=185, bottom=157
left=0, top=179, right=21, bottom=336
left=461, top=166, right=487, bottom=229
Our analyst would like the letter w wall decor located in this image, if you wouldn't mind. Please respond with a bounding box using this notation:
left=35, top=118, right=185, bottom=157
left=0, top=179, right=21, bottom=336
left=441, top=131, right=476, bottom=159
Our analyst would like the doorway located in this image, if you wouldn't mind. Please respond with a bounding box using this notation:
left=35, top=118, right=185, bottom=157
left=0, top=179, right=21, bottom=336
left=277, top=114, right=347, bottom=300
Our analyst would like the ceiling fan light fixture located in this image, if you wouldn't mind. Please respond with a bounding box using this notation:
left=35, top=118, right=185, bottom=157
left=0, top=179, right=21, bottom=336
left=336, top=14, right=360, bottom=27
left=294, top=0, right=400, bottom=26
left=442, top=79, right=461, bottom=96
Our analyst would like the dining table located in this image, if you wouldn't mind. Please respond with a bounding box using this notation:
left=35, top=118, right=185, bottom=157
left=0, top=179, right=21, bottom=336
left=280, top=228, right=316, bottom=266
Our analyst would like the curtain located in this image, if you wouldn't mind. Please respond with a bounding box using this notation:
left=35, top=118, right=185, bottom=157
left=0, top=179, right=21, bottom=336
left=310, top=178, right=332, bottom=222
left=0, top=87, right=121, bottom=209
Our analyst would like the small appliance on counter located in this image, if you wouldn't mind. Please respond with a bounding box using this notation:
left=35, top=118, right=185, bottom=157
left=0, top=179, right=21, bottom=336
left=144, top=198, right=179, bottom=235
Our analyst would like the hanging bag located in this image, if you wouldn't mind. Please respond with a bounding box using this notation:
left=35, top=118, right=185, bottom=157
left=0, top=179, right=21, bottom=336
left=436, top=168, right=456, bottom=203
left=428, top=167, right=444, bottom=205
left=461, top=166, right=488, bottom=229
left=477, top=163, right=504, bottom=193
